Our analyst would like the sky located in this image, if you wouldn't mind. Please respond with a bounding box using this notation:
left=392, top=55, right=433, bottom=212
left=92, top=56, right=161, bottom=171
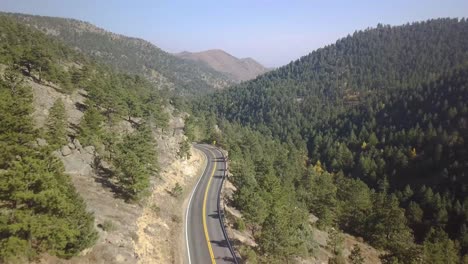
left=1, top=1, right=467, bottom=67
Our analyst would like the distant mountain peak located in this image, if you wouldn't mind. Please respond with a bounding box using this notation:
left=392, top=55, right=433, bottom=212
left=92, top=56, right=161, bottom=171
left=176, top=49, right=268, bottom=82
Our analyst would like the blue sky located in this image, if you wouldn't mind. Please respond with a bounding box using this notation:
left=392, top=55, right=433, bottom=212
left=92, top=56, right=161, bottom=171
left=1, top=0, right=467, bottom=67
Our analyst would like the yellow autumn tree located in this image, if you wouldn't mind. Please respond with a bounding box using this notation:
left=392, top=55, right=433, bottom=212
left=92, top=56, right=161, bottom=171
left=313, top=160, right=324, bottom=173
left=410, top=148, right=417, bottom=159
left=361, top=141, right=368, bottom=150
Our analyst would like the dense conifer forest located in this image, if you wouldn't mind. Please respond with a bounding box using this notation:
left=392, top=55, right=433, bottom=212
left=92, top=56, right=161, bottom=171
left=192, top=18, right=468, bottom=263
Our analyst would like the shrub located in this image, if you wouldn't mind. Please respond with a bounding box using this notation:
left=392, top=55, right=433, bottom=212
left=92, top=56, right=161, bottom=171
left=171, top=183, right=183, bottom=198
left=150, top=204, right=161, bottom=215
left=171, top=214, right=182, bottom=223
left=99, top=220, right=116, bottom=232
left=234, top=217, right=246, bottom=232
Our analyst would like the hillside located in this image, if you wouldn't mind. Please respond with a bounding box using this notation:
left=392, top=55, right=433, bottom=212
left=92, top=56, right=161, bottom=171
left=201, top=18, right=468, bottom=142
left=4, top=12, right=234, bottom=95
left=192, top=18, right=468, bottom=263
left=176, top=49, right=268, bottom=82
left=0, top=14, right=193, bottom=263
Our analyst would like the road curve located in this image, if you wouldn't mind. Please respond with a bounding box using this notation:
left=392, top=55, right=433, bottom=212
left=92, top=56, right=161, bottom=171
left=185, top=144, right=237, bottom=264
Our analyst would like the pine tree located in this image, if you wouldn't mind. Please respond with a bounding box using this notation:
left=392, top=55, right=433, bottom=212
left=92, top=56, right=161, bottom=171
left=115, top=150, right=149, bottom=200
left=366, top=194, right=415, bottom=250
left=0, top=153, right=97, bottom=260
left=258, top=202, right=309, bottom=261
left=114, top=125, right=157, bottom=201
left=46, top=98, right=67, bottom=147
left=0, top=70, right=97, bottom=261
left=304, top=170, right=338, bottom=227
left=79, top=103, right=104, bottom=146
left=178, top=138, right=192, bottom=159
left=0, top=69, right=36, bottom=168
left=423, top=228, right=460, bottom=264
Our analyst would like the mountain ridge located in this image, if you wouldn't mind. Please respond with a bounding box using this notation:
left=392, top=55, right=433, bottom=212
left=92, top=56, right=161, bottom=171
left=3, top=12, right=234, bottom=95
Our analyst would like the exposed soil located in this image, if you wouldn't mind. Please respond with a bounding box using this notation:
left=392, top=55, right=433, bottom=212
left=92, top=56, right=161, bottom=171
left=134, top=147, right=206, bottom=264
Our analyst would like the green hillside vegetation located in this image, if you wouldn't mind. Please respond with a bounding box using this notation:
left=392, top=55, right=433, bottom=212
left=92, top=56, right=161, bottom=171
left=193, top=18, right=468, bottom=263
left=0, top=15, right=168, bottom=261
left=200, top=18, right=468, bottom=143
left=0, top=67, right=97, bottom=261
left=76, top=66, right=167, bottom=201
left=5, top=12, right=234, bottom=95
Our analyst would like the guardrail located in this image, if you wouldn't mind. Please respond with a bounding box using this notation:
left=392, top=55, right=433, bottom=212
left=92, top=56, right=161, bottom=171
left=216, top=149, right=240, bottom=264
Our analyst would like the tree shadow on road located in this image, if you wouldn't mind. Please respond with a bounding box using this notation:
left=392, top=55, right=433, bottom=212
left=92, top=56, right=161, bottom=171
left=209, top=210, right=220, bottom=219
left=210, top=239, right=229, bottom=248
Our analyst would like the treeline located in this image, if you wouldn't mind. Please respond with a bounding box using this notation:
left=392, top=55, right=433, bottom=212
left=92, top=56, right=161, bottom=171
left=0, top=15, right=169, bottom=261
left=192, top=19, right=468, bottom=263
left=0, top=15, right=88, bottom=92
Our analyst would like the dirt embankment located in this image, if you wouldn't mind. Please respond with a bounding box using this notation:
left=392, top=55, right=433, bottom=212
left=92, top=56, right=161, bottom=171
left=134, top=147, right=206, bottom=264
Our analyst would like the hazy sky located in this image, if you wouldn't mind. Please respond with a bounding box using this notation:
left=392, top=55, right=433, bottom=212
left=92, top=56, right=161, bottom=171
left=1, top=0, right=467, bottom=67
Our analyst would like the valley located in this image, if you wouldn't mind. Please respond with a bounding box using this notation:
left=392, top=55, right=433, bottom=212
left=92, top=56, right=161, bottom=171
left=0, top=3, right=467, bottom=264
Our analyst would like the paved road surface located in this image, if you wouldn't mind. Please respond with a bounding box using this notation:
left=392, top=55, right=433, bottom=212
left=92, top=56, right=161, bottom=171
left=185, top=144, right=237, bottom=264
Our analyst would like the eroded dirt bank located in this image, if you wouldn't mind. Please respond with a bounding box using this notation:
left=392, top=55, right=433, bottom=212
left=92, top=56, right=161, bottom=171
left=134, top=147, right=206, bottom=264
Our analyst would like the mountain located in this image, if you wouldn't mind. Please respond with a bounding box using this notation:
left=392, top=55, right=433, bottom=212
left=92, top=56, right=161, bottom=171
left=4, top=12, right=234, bottom=95
left=193, top=18, right=468, bottom=262
left=176, top=49, right=268, bottom=82
left=201, top=19, right=468, bottom=142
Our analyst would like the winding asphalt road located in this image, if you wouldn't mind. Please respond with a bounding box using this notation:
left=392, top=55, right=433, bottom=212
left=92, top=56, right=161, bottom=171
left=185, top=144, right=237, bottom=264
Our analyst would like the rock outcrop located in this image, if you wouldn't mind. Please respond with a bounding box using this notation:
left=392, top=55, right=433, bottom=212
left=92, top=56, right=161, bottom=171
left=54, top=139, right=94, bottom=176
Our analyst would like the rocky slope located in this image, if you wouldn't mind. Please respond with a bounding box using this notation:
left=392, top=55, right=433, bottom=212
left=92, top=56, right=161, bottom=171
left=176, top=49, right=268, bottom=82
left=27, top=76, right=199, bottom=264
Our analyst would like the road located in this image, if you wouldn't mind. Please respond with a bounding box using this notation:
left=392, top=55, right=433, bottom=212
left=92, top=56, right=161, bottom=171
left=185, top=144, right=237, bottom=264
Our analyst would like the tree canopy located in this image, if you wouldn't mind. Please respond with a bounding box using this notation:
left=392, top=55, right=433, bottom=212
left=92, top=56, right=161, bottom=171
left=192, top=19, right=468, bottom=262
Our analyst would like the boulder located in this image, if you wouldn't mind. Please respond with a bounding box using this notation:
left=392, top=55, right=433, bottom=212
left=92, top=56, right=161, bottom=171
left=36, top=138, right=48, bottom=147
left=84, top=146, right=95, bottom=155
left=52, top=150, right=61, bottom=158
left=73, top=138, right=83, bottom=150
left=68, top=142, right=76, bottom=150
left=62, top=156, right=93, bottom=176
left=100, top=159, right=112, bottom=170
left=61, top=145, right=72, bottom=156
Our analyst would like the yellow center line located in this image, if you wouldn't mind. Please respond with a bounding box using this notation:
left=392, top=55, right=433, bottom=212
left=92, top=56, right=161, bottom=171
left=202, top=147, right=217, bottom=263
